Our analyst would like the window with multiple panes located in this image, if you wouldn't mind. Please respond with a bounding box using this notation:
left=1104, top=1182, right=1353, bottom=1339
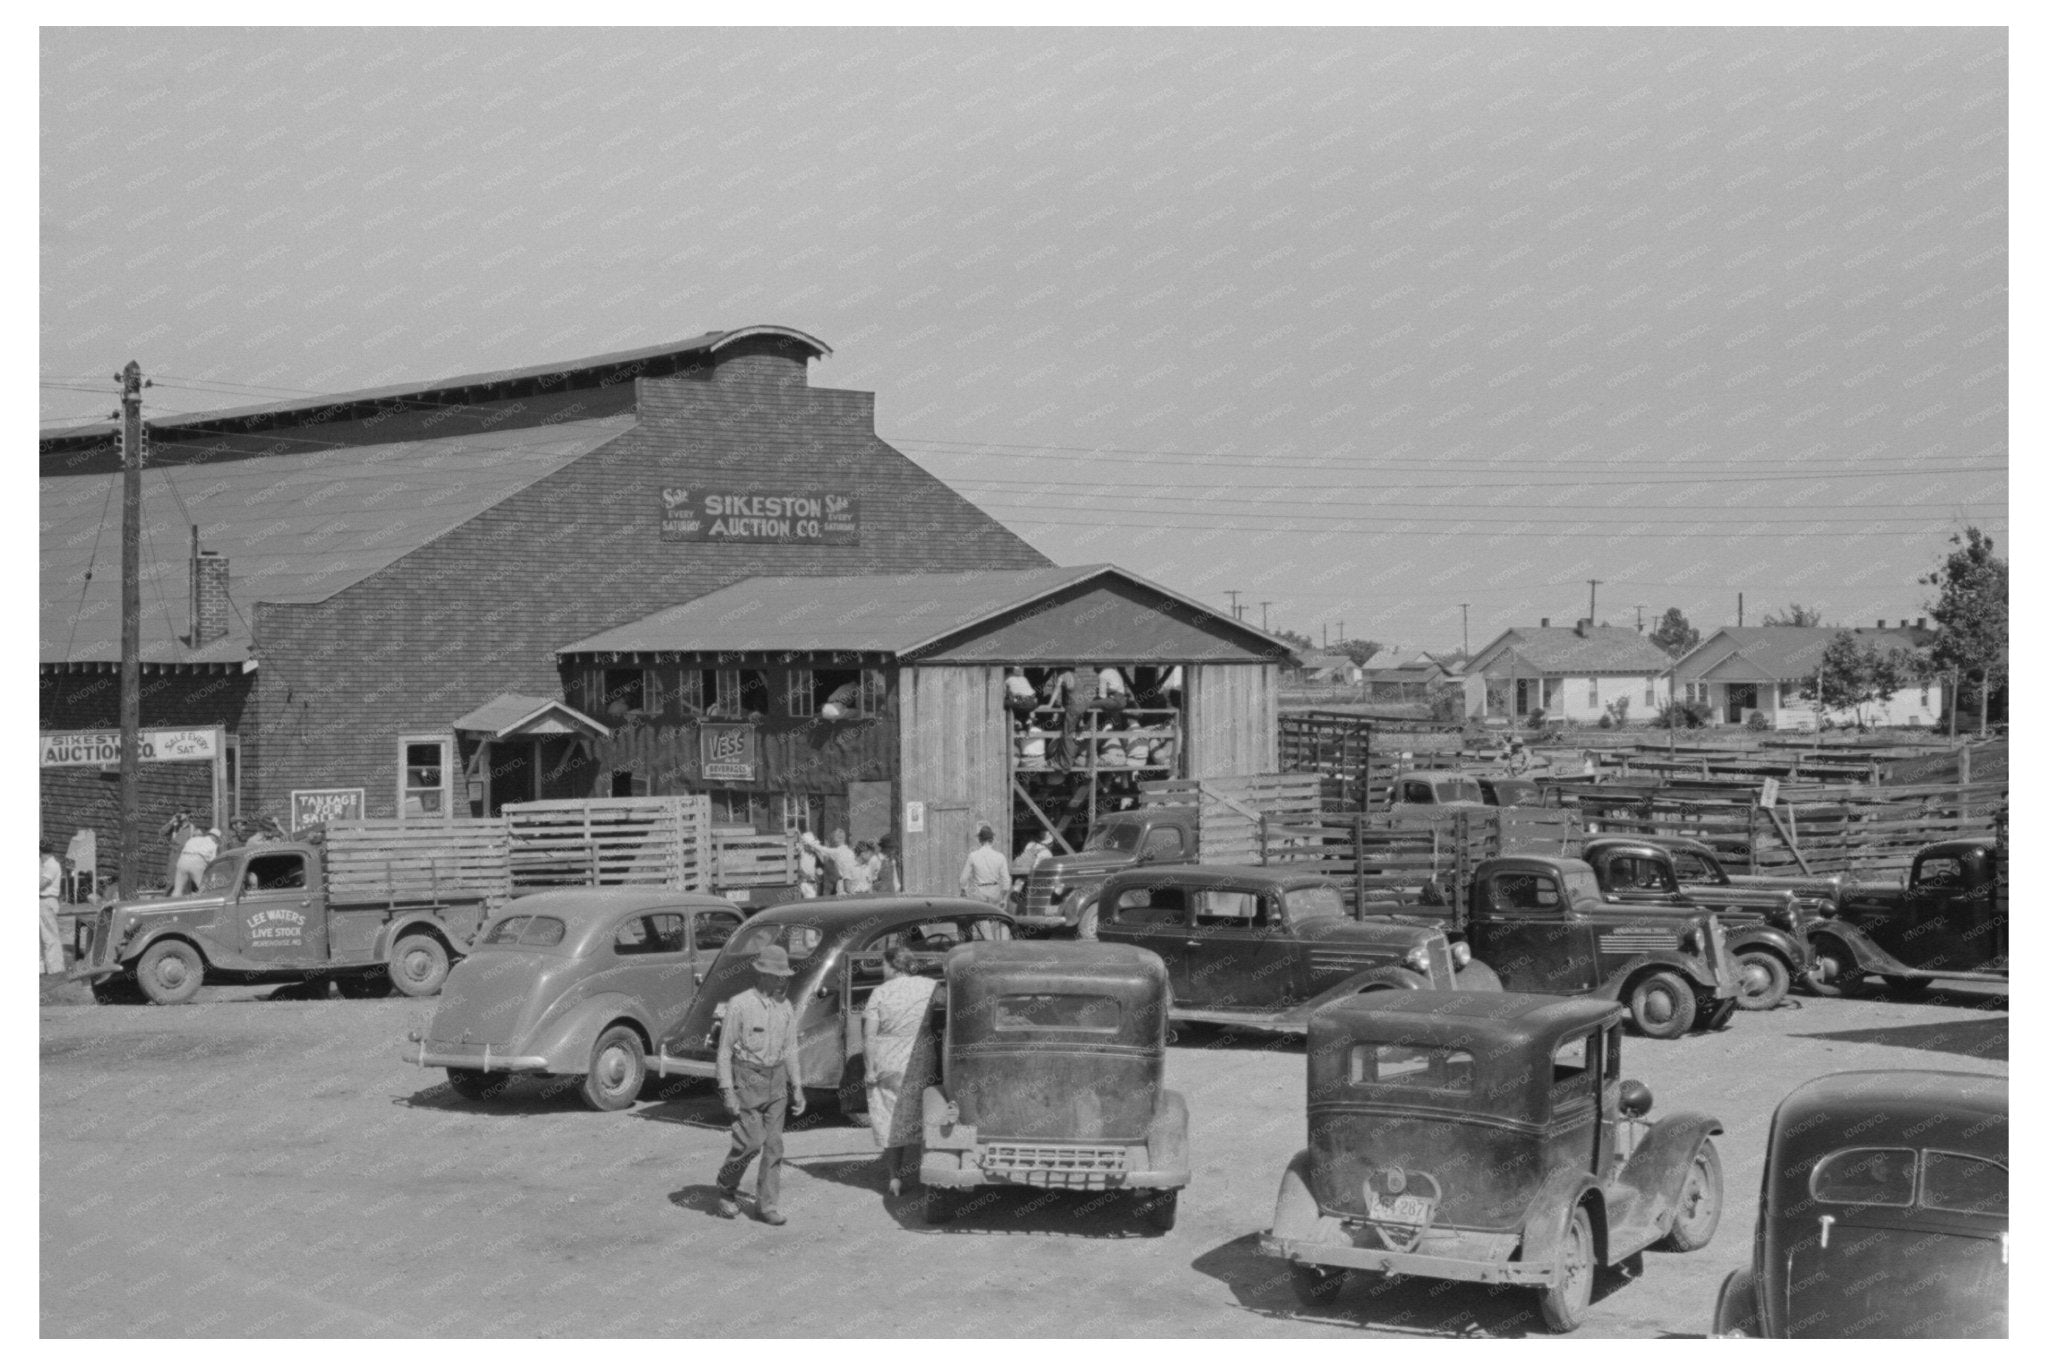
left=398, top=736, right=450, bottom=818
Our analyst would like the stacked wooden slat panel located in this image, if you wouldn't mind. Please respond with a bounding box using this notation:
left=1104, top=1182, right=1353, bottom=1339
left=711, top=831, right=797, bottom=889
left=1138, top=773, right=1322, bottom=866
left=1260, top=819, right=1446, bottom=908
left=502, top=796, right=711, bottom=892
left=323, top=818, right=511, bottom=903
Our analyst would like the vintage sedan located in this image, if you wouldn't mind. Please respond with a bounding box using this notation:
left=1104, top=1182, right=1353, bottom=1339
left=401, top=889, right=746, bottom=1110
left=1260, top=991, right=1724, bottom=1333
left=1712, top=1070, right=2007, bottom=1338
left=919, top=940, right=1188, bottom=1232
left=652, top=897, right=1015, bottom=1108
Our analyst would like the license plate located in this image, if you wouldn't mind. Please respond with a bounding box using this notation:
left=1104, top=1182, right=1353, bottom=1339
left=1367, top=1192, right=1433, bottom=1225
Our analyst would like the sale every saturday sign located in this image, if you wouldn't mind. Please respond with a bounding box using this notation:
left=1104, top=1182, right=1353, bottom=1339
left=40, top=728, right=221, bottom=768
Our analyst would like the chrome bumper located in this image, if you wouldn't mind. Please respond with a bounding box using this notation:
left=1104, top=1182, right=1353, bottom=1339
left=651, top=1049, right=719, bottom=1079
left=1258, top=1232, right=1554, bottom=1285
left=400, top=1039, right=549, bottom=1072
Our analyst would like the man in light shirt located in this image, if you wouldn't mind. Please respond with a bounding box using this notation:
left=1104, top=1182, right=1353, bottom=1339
left=958, top=825, right=1010, bottom=906
left=39, top=841, right=66, bottom=975
left=714, top=943, right=805, bottom=1224
left=799, top=828, right=861, bottom=896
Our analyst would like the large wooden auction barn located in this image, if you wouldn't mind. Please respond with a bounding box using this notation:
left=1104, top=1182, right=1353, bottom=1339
left=40, top=325, right=1289, bottom=893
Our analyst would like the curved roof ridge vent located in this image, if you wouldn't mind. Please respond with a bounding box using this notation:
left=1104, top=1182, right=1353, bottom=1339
left=710, top=325, right=833, bottom=359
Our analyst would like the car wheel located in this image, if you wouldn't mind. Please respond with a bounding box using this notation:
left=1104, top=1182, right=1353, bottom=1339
left=135, top=940, right=204, bottom=1006
left=445, top=1068, right=513, bottom=1102
left=1538, top=1205, right=1596, bottom=1333
left=335, top=972, right=394, bottom=1000
left=1288, top=1262, right=1347, bottom=1307
left=1626, top=970, right=1697, bottom=1039
left=921, top=1187, right=960, bottom=1225
left=1732, top=951, right=1791, bottom=1011
left=1883, top=975, right=1934, bottom=999
left=1803, top=937, right=1867, bottom=998
left=579, top=1026, right=646, bottom=1112
left=1658, top=1138, right=1724, bottom=1252
left=388, top=934, right=451, bottom=998
left=1136, top=1189, right=1178, bottom=1235
left=1455, top=959, right=1504, bottom=993
left=90, top=976, right=146, bottom=1005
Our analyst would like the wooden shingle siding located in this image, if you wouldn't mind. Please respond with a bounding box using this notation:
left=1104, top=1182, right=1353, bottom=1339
left=1183, top=663, right=1279, bottom=779
left=897, top=665, right=1008, bottom=895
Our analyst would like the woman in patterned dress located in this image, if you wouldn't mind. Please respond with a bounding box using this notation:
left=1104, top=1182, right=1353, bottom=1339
left=861, top=944, right=941, bottom=1197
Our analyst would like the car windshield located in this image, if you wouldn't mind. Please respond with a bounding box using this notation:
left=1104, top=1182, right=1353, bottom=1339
left=993, top=993, right=1121, bottom=1033
left=1438, top=778, right=1483, bottom=803
left=1084, top=821, right=1143, bottom=853
left=1349, top=1044, right=1475, bottom=1093
left=1286, top=885, right=1348, bottom=924
left=728, top=921, right=825, bottom=963
left=1563, top=868, right=1604, bottom=904
left=482, top=915, right=568, bottom=948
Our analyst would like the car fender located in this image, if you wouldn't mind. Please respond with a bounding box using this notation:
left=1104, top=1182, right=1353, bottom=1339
left=1297, top=964, right=1430, bottom=1013
left=1617, top=1111, right=1723, bottom=1225
left=377, top=913, right=464, bottom=963
left=1596, top=950, right=1719, bottom=999
left=1723, top=924, right=1811, bottom=973
left=1145, top=1088, right=1190, bottom=1181
left=118, top=924, right=221, bottom=970
left=522, top=994, right=653, bottom=1073
left=1269, top=1148, right=1344, bottom=1245
left=1711, top=1267, right=1764, bottom=1338
left=1519, top=1166, right=1607, bottom=1267
left=1807, top=921, right=1913, bottom=976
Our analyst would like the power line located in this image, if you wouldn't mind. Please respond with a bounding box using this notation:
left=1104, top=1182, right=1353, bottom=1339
left=971, top=496, right=1996, bottom=530
left=996, top=514, right=1988, bottom=539
left=950, top=484, right=2000, bottom=519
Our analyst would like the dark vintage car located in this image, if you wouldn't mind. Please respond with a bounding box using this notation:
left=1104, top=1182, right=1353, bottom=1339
left=1478, top=776, right=1543, bottom=808
left=918, top=940, right=1188, bottom=1232
left=1260, top=991, right=1724, bottom=1333
left=1820, top=838, right=2008, bottom=995
left=1086, top=865, right=1484, bottom=1032
left=1406, top=856, right=1742, bottom=1039
left=1582, top=836, right=1813, bottom=1011
left=651, top=898, right=1014, bottom=1107
left=400, top=889, right=747, bottom=1110
left=1713, top=1070, right=2007, bottom=1338
left=1388, top=771, right=1488, bottom=810
left=1013, top=804, right=1200, bottom=934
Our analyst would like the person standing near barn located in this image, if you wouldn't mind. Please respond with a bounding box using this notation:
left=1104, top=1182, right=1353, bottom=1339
left=862, top=944, right=940, bottom=1197
left=39, top=840, right=66, bottom=975
left=958, top=825, right=1010, bottom=906
left=872, top=833, right=902, bottom=894
left=172, top=825, right=220, bottom=896
left=714, top=943, right=805, bottom=1225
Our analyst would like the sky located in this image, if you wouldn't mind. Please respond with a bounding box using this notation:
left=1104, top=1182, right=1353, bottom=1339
left=38, top=26, right=2008, bottom=656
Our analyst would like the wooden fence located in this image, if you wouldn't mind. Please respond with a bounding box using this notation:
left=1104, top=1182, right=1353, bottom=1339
left=1137, top=773, right=1323, bottom=865
left=1255, top=807, right=1584, bottom=914
left=501, top=796, right=711, bottom=892
left=710, top=830, right=797, bottom=890
left=324, top=818, right=512, bottom=902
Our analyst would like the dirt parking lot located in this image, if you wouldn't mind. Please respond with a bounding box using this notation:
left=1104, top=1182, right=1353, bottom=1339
left=41, top=977, right=2005, bottom=1338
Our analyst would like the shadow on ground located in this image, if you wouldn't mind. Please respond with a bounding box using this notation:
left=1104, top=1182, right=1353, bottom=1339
left=1793, top=1015, right=2008, bottom=1063
left=1191, top=1231, right=1643, bottom=1339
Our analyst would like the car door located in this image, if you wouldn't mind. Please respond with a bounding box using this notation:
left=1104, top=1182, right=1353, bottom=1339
left=689, top=908, right=743, bottom=986
left=1180, top=887, right=1297, bottom=1010
left=1897, top=852, right=2002, bottom=973
left=1787, top=1147, right=2008, bottom=1338
left=607, top=910, right=693, bottom=1013
left=233, top=850, right=326, bottom=965
left=1095, top=883, right=1195, bottom=996
left=1470, top=870, right=1600, bottom=995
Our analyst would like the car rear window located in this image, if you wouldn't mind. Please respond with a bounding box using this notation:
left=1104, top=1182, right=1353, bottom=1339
left=483, top=915, right=568, bottom=948
left=1811, top=1147, right=1917, bottom=1207
left=1349, top=1044, right=1474, bottom=1093
left=994, top=993, right=1121, bottom=1033
left=729, top=921, right=824, bottom=963
left=1919, top=1151, right=2007, bottom=1216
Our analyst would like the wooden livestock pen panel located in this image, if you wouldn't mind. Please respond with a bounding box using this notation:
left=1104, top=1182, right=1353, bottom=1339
left=502, top=796, right=710, bottom=891
left=323, top=818, right=511, bottom=902
left=897, top=665, right=1010, bottom=896
left=712, top=830, right=796, bottom=890
left=1183, top=663, right=1280, bottom=780
left=1139, top=773, right=1321, bottom=866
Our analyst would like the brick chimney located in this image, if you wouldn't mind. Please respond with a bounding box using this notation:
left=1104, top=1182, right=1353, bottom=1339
left=1876, top=619, right=1886, bottom=629
left=1540, top=618, right=1550, bottom=628
left=1917, top=616, right=1927, bottom=629
left=1575, top=618, right=1592, bottom=637
left=189, top=546, right=230, bottom=648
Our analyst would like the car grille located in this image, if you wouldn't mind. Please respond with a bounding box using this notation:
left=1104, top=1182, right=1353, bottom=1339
left=978, top=1142, right=1131, bottom=1188
left=1023, top=870, right=1060, bottom=918
left=89, top=908, right=113, bottom=967
left=1427, top=947, right=1455, bottom=990
left=1707, top=917, right=1737, bottom=983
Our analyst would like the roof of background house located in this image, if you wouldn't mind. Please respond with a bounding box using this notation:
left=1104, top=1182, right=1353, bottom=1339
left=559, top=565, right=1295, bottom=663
left=1471, top=625, right=1675, bottom=675
left=40, top=413, right=636, bottom=665
left=1673, top=625, right=1936, bottom=680
left=1293, top=651, right=1356, bottom=673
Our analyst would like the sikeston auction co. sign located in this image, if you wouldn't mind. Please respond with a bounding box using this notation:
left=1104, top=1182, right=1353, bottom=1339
left=659, top=487, right=858, bottom=545
left=40, top=728, right=222, bottom=768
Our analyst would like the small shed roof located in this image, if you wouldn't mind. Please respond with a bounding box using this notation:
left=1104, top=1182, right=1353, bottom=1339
left=557, top=565, right=1295, bottom=665
left=452, top=693, right=611, bottom=741
left=1470, top=626, right=1673, bottom=677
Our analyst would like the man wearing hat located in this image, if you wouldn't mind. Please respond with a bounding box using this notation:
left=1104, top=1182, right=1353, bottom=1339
left=713, top=942, right=806, bottom=1224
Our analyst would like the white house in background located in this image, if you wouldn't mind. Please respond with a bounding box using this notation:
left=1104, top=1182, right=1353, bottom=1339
left=1669, top=624, right=1944, bottom=730
left=1466, top=620, right=1673, bottom=724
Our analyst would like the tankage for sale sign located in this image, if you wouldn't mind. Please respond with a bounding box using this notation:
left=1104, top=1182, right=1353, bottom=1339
left=659, top=487, right=859, bottom=544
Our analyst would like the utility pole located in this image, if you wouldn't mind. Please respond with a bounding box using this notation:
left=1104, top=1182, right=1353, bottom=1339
left=1587, top=579, right=1602, bottom=625
left=1224, top=590, right=1242, bottom=621
left=1460, top=603, right=1469, bottom=656
left=119, top=361, right=144, bottom=896
left=1737, top=592, right=1744, bottom=628
left=1259, top=601, right=1272, bottom=633
left=1635, top=604, right=1644, bottom=632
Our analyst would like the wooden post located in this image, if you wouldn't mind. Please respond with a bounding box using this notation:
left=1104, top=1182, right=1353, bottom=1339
left=1351, top=811, right=1365, bottom=914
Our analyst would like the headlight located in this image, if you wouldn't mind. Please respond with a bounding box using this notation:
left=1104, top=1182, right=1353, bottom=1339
left=1404, top=946, right=1431, bottom=973
left=1680, top=928, right=1702, bottom=953
left=1450, top=941, right=1472, bottom=967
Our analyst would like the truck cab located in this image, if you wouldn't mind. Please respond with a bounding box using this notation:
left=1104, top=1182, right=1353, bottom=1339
left=1014, top=805, right=1199, bottom=933
left=1387, top=771, right=1488, bottom=810
left=1825, top=838, right=2008, bottom=992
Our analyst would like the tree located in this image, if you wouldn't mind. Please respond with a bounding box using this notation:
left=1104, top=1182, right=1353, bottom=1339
left=1271, top=627, right=1316, bottom=653
left=1334, top=639, right=1383, bottom=667
left=1648, top=607, right=1700, bottom=658
left=1762, top=603, right=1825, bottom=627
left=1800, top=631, right=1916, bottom=730
left=1922, top=527, right=2008, bottom=732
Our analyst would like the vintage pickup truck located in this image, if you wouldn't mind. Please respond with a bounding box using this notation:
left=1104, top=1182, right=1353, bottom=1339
left=1085, top=864, right=1492, bottom=1032
left=1581, top=836, right=1813, bottom=1011
left=70, top=837, right=490, bottom=1004
left=1394, top=855, right=1742, bottom=1039
left=1013, top=804, right=1202, bottom=934
left=1819, top=838, right=2008, bottom=994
